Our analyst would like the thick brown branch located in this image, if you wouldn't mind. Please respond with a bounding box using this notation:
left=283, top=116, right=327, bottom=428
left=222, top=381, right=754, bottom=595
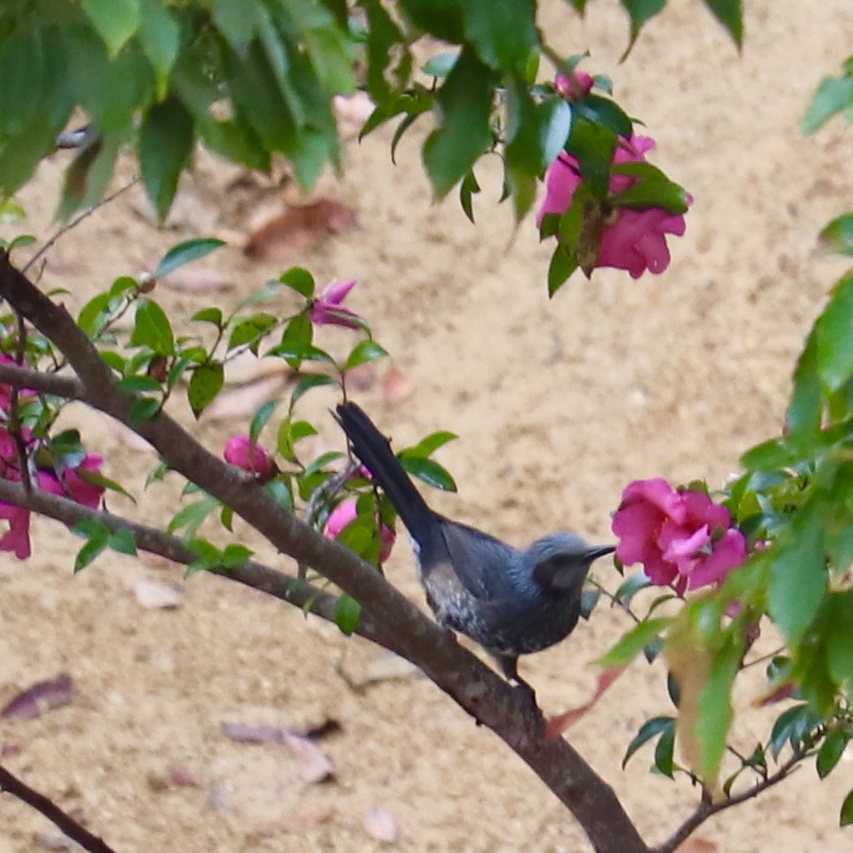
left=0, top=251, right=649, bottom=853
left=0, top=763, right=117, bottom=853
left=0, top=361, right=85, bottom=401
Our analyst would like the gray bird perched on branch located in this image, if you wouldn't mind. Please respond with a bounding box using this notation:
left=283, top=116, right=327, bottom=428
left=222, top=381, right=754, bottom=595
left=334, top=402, right=614, bottom=695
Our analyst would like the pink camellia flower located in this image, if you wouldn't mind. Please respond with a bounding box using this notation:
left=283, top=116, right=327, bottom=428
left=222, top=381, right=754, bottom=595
left=309, top=279, right=363, bottom=329
left=324, top=498, right=396, bottom=562
left=555, top=70, right=594, bottom=101
left=223, top=435, right=276, bottom=482
left=0, top=502, right=32, bottom=559
left=62, top=454, right=105, bottom=509
left=612, top=477, right=748, bottom=594
left=538, top=136, right=689, bottom=279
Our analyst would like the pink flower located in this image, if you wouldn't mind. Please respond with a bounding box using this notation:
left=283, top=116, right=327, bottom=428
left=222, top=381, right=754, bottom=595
left=538, top=136, right=689, bottom=279
left=0, top=354, right=36, bottom=415
left=62, top=454, right=105, bottom=509
left=0, top=502, right=32, bottom=558
left=612, top=478, right=748, bottom=593
left=224, top=435, right=276, bottom=482
left=309, top=279, right=363, bottom=329
left=555, top=70, right=594, bottom=101
left=324, top=498, right=396, bottom=562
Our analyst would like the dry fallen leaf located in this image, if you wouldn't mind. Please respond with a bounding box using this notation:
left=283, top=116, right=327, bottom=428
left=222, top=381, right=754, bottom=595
left=134, top=576, right=185, bottom=610
left=281, top=731, right=334, bottom=784
left=1, top=674, right=74, bottom=721
left=382, top=366, right=417, bottom=410
left=160, top=266, right=232, bottom=294
left=243, top=198, right=357, bottom=263
left=202, top=373, right=291, bottom=421
left=362, top=806, right=399, bottom=843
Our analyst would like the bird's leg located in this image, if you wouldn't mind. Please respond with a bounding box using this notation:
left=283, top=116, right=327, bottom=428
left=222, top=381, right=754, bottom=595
left=495, top=654, right=538, bottom=707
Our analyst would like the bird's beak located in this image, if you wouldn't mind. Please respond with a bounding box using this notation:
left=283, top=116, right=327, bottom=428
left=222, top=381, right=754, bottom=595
left=586, top=545, right=616, bottom=562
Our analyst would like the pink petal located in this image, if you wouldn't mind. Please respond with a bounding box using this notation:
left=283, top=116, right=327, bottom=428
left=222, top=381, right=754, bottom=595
left=537, top=153, right=582, bottom=226
left=316, top=278, right=356, bottom=306
left=660, top=522, right=711, bottom=562
left=620, top=478, right=686, bottom=524
left=613, top=500, right=663, bottom=565
left=688, top=529, right=748, bottom=590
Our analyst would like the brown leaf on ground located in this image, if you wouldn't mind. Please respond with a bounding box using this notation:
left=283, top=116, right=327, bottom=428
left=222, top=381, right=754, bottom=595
left=202, top=373, right=291, bottom=421
left=362, top=806, right=399, bottom=843
left=382, top=366, right=416, bottom=410
left=1, top=674, right=74, bottom=720
left=281, top=731, right=334, bottom=783
left=243, top=198, right=357, bottom=263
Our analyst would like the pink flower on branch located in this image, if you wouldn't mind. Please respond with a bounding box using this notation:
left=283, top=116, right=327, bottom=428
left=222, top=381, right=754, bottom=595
left=612, top=477, right=748, bottom=594
left=555, top=70, right=594, bottom=101
left=223, top=435, right=276, bottom=482
left=324, top=498, right=396, bottom=562
left=309, top=279, right=364, bottom=329
left=538, top=136, right=689, bottom=279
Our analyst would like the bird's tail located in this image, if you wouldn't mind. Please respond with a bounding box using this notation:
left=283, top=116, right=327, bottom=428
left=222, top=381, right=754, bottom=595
left=335, top=403, right=436, bottom=544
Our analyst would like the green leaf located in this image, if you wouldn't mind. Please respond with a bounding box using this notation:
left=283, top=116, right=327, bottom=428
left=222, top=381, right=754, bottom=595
left=291, top=372, right=337, bottom=405
left=597, top=617, right=670, bottom=667
left=401, top=430, right=458, bottom=459
left=250, top=398, right=281, bottom=444
left=168, top=495, right=220, bottom=539
left=0, top=198, right=25, bottom=225
left=816, top=272, right=853, bottom=393
left=279, top=267, right=315, bottom=299
left=154, top=238, right=226, bottom=279
left=841, top=788, right=853, bottom=827
left=785, top=327, right=822, bottom=437
left=817, top=729, right=848, bottom=779
left=611, top=178, right=689, bottom=214
left=827, top=589, right=853, bottom=691
left=277, top=417, right=318, bottom=462
left=422, top=48, right=498, bottom=199
left=769, top=505, right=827, bottom=646
left=334, top=593, right=362, bottom=636
left=423, top=53, right=458, bottom=79
left=222, top=543, right=253, bottom=568
left=131, top=299, right=175, bottom=356
left=818, top=214, right=853, bottom=257
left=623, top=716, right=675, bottom=769
left=462, top=0, right=539, bottom=71
left=575, top=95, right=633, bottom=139
left=188, top=362, right=224, bottom=418
left=138, top=0, right=180, bottom=96
left=620, top=0, right=666, bottom=57
left=213, top=0, right=258, bottom=48
left=459, top=169, right=481, bottom=223
left=275, top=314, right=313, bottom=368
left=75, top=469, right=136, bottom=503
left=801, top=75, right=853, bottom=135
left=72, top=521, right=111, bottom=572
left=769, top=703, right=822, bottom=759
left=118, top=375, right=163, bottom=394
left=399, top=456, right=457, bottom=491
left=108, top=528, right=138, bottom=556
left=653, top=719, right=676, bottom=778
left=191, top=307, right=224, bottom=327
left=129, top=396, right=161, bottom=426
left=228, top=312, right=278, bottom=352
left=82, top=0, right=141, bottom=56
left=702, top=0, right=743, bottom=49
left=539, top=98, right=573, bottom=167
left=547, top=245, right=579, bottom=297
left=614, top=572, right=652, bottom=608
left=345, top=340, right=388, bottom=371
left=141, top=96, right=194, bottom=221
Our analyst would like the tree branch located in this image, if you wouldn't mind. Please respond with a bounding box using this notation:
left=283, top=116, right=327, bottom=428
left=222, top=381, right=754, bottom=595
left=0, top=763, right=117, bottom=853
left=0, top=251, right=650, bottom=853
left=652, top=752, right=806, bottom=853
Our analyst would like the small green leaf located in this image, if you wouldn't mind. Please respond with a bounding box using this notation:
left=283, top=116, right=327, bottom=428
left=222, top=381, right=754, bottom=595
left=801, top=75, right=853, bottom=135
left=222, top=543, right=253, bottom=568
left=279, top=267, right=315, bottom=299
left=841, top=788, right=853, bottom=827
left=138, top=0, right=181, bottom=95
left=82, top=0, right=141, bottom=56
left=619, top=0, right=666, bottom=57
left=131, top=299, right=175, bottom=356
left=141, top=96, right=194, bottom=221
left=597, top=617, right=670, bottom=667
left=818, top=214, right=853, bottom=257
left=611, top=178, right=689, bottom=215
left=345, top=340, right=388, bottom=371
left=653, top=719, right=676, bottom=778
left=817, top=729, right=849, bottom=779
left=191, top=307, right=224, bottom=327
left=7, top=235, right=36, bottom=252
left=118, top=375, right=163, bottom=394
left=422, top=53, right=458, bottom=78
left=78, top=292, right=115, bottom=337
left=75, top=469, right=136, bottom=503
left=228, top=312, right=278, bottom=352
left=400, top=430, right=458, bottom=459
left=462, top=0, right=539, bottom=71
left=73, top=527, right=110, bottom=572
left=399, top=456, right=457, bottom=491
left=539, top=98, right=573, bottom=167
left=459, top=169, right=481, bottom=223
left=614, top=571, right=651, bottom=608
left=292, top=372, right=337, bottom=405
left=334, top=593, right=362, bottom=636
left=108, top=528, right=138, bottom=556
left=0, top=198, right=25, bottom=225
left=547, top=245, right=579, bottom=297
left=769, top=505, right=827, bottom=646
left=154, top=237, right=226, bottom=279
left=129, top=396, right=161, bottom=426
left=168, top=495, right=220, bottom=539
left=188, top=362, right=224, bottom=418
left=816, top=272, right=853, bottom=393
left=702, top=0, right=743, bottom=49
left=250, top=398, right=281, bottom=444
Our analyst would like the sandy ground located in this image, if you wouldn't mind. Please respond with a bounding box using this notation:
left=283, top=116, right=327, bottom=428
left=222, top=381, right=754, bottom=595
left=2, top=1, right=853, bottom=851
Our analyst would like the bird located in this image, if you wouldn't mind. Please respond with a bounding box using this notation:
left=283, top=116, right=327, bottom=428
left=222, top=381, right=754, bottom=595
left=334, top=402, right=615, bottom=695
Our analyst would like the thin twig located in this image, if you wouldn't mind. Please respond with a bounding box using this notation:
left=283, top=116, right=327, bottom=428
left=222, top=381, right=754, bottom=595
left=0, top=361, right=86, bottom=401
left=0, top=763, right=117, bottom=853
left=653, top=752, right=808, bottom=853
left=7, top=309, right=32, bottom=490
left=586, top=576, right=642, bottom=624
left=22, top=176, right=141, bottom=275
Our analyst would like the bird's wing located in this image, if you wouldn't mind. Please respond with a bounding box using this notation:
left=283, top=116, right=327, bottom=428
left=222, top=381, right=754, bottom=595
left=436, top=519, right=519, bottom=600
